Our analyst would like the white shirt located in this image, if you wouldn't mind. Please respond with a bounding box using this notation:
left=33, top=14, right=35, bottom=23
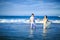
left=30, top=16, right=34, bottom=23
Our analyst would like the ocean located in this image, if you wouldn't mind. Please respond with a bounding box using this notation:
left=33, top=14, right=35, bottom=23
left=0, top=16, right=60, bottom=40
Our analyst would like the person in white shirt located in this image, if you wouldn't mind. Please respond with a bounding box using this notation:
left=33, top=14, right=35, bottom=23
left=43, top=15, right=48, bottom=29
left=30, top=13, right=35, bottom=29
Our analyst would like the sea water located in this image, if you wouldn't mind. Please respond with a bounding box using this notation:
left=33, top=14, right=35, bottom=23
left=0, top=16, right=60, bottom=40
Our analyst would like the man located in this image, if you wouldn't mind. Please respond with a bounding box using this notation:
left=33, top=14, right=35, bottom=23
left=30, top=13, right=35, bottom=29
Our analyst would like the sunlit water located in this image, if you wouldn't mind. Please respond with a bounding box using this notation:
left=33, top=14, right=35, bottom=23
left=0, top=23, right=60, bottom=40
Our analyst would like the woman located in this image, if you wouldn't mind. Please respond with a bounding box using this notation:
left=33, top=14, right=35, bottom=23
left=43, top=15, right=48, bottom=29
left=30, top=13, right=35, bottom=29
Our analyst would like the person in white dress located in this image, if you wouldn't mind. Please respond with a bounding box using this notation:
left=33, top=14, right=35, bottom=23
left=30, top=13, right=35, bottom=29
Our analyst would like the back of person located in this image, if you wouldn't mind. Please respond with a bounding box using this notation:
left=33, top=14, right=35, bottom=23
left=30, top=16, right=34, bottom=23
left=43, top=15, right=48, bottom=29
left=43, top=17, right=47, bottom=23
left=30, top=13, right=34, bottom=23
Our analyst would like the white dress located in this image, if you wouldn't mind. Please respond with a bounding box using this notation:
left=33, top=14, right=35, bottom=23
left=30, top=16, right=35, bottom=28
left=30, top=16, right=34, bottom=23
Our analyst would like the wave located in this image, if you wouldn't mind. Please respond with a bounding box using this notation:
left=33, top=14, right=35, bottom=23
left=0, top=19, right=60, bottom=23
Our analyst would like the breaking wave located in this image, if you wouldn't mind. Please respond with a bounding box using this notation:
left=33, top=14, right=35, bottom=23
left=0, top=19, right=60, bottom=23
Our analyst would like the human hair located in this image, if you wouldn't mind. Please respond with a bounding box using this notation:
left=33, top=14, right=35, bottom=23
left=44, top=15, right=47, bottom=18
left=32, top=13, right=34, bottom=16
left=32, top=13, right=34, bottom=15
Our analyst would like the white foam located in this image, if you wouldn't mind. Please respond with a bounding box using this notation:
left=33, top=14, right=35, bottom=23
left=49, top=20, right=60, bottom=23
left=0, top=19, right=60, bottom=23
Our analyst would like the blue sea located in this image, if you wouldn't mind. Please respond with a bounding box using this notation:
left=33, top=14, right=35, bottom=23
left=0, top=16, right=60, bottom=40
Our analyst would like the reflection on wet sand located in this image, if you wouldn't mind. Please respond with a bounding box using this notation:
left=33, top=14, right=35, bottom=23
left=43, top=28, right=47, bottom=34
left=29, top=28, right=34, bottom=38
left=43, top=28, right=47, bottom=40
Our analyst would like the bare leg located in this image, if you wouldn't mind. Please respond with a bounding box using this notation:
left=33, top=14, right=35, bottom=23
left=43, top=23, right=47, bottom=29
left=30, top=23, right=36, bottom=29
left=30, top=23, right=32, bottom=29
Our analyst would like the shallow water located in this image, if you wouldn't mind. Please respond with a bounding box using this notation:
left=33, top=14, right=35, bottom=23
left=0, top=23, right=60, bottom=40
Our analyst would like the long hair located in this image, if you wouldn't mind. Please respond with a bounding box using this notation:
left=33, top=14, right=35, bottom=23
left=32, top=13, right=34, bottom=15
left=44, top=15, right=47, bottom=18
left=44, top=15, right=48, bottom=21
left=45, top=15, right=47, bottom=18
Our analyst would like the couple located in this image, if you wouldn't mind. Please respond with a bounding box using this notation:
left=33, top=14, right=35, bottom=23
left=29, top=13, right=48, bottom=29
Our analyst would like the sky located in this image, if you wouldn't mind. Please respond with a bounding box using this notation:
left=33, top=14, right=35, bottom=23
left=0, top=0, right=60, bottom=16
